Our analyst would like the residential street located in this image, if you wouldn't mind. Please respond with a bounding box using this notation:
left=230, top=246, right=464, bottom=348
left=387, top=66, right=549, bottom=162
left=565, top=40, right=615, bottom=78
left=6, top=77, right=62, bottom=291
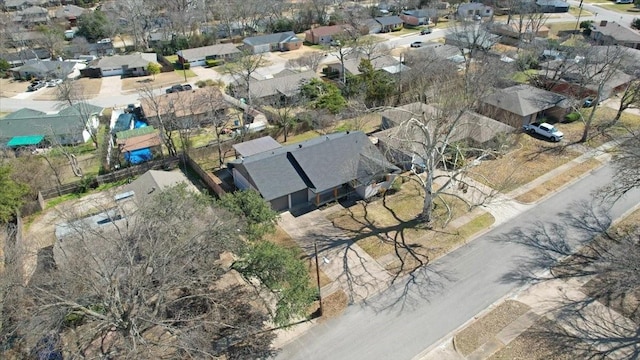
left=276, top=164, right=640, bottom=360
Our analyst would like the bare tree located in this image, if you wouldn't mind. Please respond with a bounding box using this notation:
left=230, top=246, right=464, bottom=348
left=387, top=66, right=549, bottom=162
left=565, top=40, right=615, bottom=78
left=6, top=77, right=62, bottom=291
left=603, top=129, right=640, bottom=200
left=1, top=185, right=277, bottom=359
left=610, top=80, right=640, bottom=126
left=223, top=50, right=268, bottom=108
left=139, top=86, right=179, bottom=156
left=286, top=51, right=326, bottom=72
left=384, top=55, right=509, bottom=223
left=56, top=81, right=101, bottom=149
left=191, top=86, right=233, bottom=165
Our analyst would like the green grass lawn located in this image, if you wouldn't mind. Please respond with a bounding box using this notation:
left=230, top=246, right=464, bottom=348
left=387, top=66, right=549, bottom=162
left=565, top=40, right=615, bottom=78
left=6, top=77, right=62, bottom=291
left=511, top=69, right=537, bottom=84
left=568, top=6, right=593, bottom=16
left=174, top=69, right=197, bottom=78
left=164, top=55, right=179, bottom=63
left=547, top=22, right=580, bottom=38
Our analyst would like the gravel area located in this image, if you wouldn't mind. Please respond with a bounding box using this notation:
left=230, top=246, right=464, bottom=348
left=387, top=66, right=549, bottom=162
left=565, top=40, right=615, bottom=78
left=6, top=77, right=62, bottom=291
left=454, top=300, right=531, bottom=356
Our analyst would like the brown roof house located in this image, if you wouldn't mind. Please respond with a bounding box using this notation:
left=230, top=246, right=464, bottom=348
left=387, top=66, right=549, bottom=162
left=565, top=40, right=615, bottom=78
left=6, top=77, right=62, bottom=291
left=227, top=131, right=400, bottom=211
left=376, top=102, right=513, bottom=170
left=478, top=84, right=568, bottom=128
left=304, top=25, right=357, bottom=45
left=141, top=87, right=230, bottom=131
left=590, top=20, right=640, bottom=50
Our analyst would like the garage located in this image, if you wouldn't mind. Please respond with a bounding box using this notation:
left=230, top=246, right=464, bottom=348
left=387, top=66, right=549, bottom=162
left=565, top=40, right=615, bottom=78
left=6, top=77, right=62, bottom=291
left=270, top=196, right=289, bottom=212
left=101, top=67, right=123, bottom=77
left=290, top=189, right=308, bottom=209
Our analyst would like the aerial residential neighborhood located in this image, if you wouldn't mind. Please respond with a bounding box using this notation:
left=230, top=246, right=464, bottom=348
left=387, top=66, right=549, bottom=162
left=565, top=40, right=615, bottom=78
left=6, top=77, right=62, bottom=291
left=1, top=0, right=640, bottom=358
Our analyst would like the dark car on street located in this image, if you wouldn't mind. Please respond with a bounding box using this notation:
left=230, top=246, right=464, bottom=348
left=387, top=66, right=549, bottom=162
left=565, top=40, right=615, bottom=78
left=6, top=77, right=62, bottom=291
left=420, top=28, right=432, bottom=35
left=27, top=80, right=45, bottom=92
left=165, top=84, right=193, bottom=94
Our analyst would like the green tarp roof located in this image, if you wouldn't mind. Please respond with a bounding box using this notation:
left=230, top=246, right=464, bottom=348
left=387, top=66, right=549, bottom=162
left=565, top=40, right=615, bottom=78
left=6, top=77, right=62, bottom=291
left=7, top=135, right=45, bottom=147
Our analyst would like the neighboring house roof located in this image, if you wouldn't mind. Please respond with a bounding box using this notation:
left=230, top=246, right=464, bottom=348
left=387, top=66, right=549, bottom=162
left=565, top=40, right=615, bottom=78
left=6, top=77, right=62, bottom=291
left=413, top=42, right=468, bottom=60
left=19, top=5, right=47, bottom=14
left=94, top=53, right=157, bottom=69
left=246, top=69, right=318, bottom=99
left=403, top=9, right=436, bottom=17
left=9, top=31, right=47, bottom=43
left=120, top=170, right=197, bottom=204
left=590, top=21, right=640, bottom=43
left=176, top=44, right=241, bottom=62
left=536, top=0, right=569, bottom=7
left=0, top=48, right=51, bottom=65
left=0, top=104, right=103, bottom=142
left=329, top=53, right=406, bottom=75
left=375, top=16, right=403, bottom=26
left=232, top=136, right=282, bottom=157
left=148, top=31, right=173, bottom=42
left=243, top=31, right=301, bottom=46
left=7, top=135, right=45, bottom=147
left=54, top=5, right=85, bottom=18
left=229, top=131, right=399, bottom=200
left=11, top=59, right=77, bottom=77
left=445, top=27, right=500, bottom=49
left=115, top=125, right=164, bottom=153
left=140, top=87, right=228, bottom=119
left=482, top=84, right=566, bottom=116
left=305, top=25, right=353, bottom=38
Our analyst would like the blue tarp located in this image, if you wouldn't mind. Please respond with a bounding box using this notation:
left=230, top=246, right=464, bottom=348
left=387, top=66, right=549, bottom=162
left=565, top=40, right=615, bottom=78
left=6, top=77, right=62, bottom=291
left=134, top=120, right=147, bottom=129
left=124, top=148, right=153, bottom=164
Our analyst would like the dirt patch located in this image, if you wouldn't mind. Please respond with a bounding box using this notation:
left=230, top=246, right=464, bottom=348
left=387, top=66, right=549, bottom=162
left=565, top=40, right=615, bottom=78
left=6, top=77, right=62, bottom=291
left=488, top=317, right=586, bottom=360
left=275, top=45, right=323, bottom=60
left=121, top=72, right=193, bottom=92
left=515, top=158, right=601, bottom=203
left=308, top=289, right=348, bottom=320
left=557, top=107, right=640, bottom=147
left=470, top=134, right=581, bottom=193
left=455, top=300, right=531, bottom=356
left=0, top=78, right=31, bottom=97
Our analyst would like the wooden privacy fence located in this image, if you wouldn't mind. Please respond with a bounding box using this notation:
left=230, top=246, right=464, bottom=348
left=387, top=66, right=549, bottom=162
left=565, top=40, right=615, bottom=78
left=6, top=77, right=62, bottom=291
left=182, top=153, right=226, bottom=198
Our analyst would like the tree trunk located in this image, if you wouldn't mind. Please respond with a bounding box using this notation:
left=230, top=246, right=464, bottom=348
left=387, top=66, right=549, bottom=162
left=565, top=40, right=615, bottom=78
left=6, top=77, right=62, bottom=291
left=580, top=93, right=600, bottom=143
left=421, top=171, right=434, bottom=223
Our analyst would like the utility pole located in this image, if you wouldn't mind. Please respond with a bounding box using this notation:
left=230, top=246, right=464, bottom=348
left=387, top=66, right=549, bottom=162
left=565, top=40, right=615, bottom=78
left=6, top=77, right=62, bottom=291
left=314, top=241, right=323, bottom=317
left=574, top=0, right=584, bottom=33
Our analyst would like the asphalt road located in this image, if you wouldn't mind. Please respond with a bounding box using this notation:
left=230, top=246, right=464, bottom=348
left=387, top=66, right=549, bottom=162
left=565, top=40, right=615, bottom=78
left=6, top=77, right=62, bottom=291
left=276, top=164, right=640, bottom=360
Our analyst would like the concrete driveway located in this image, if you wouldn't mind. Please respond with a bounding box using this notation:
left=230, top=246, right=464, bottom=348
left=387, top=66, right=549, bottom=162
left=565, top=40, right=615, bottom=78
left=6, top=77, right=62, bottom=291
left=279, top=207, right=392, bottom=303
left=98, top=76, right=123, bottom=96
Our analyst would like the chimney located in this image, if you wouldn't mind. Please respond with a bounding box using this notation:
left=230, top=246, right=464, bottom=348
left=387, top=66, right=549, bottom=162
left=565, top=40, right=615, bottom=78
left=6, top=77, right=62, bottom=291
left=600, top=20, right=607, bottom=27
left=298, top=144, right=302, bottom=148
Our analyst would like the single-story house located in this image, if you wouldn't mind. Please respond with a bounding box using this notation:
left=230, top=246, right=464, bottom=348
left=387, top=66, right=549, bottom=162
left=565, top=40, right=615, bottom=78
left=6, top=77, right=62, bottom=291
left=590, top=21, right=640, bottom=50
left=13, top=5, right=49, bottom=26
left=478, top=84, right=568, bottom=127
left=9, top=30, right=47, bottom=48
left=304, top=25, right=355, bottom=45
left=537, top=62, right=635, bottom=100
left=90, top=52, right=157, bottom=77
left=147, top=30, right=174, bottom=48
left=458, top=3, right=494, bottom=19
left=65, top=41, right=116, bottom=59
left=324, top=53, right=410, bottom=78
left=376, top=103, right=514, bottom=170
left=0, top=48, right=50, bottom=66
left=409, top=42, right=469, bottom=63
left=243, top=31, right=302, bottom=54
left=0, top=104, right=104, bottom=147
left=375, top=16, right=404, bottom=33
left=53, top=5, right=85, bottom=26
left=10, top=59, right=81, bottom=80
left=536, top=0, right=569, bottom=13
left=228, top=131, right=400, bottom=211
left=3, top=0, right=46, bottom=11
left=490, top=22, right=549, bottom=42
left=140, top=87, right=230, bottom=131
left=401, top=9, right=437, bottom=26
left=234, top=69, right=318, bottom=104
left=444, top=27, right=500, bottom=53
left=176, top=44, right=241, bottom=67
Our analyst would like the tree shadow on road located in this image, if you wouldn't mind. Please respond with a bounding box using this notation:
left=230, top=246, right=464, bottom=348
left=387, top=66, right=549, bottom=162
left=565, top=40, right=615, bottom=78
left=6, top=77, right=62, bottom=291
left=492, top=198, right=640, bottom=359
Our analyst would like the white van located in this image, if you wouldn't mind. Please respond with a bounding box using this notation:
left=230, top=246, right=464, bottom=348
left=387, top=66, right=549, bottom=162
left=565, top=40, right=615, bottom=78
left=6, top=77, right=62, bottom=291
left=616, top=0, right=633, bottom=4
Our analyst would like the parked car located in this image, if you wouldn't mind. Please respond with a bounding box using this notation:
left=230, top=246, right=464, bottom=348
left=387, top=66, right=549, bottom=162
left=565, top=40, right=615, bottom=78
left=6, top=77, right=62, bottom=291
left=46, top=79, right=63, bottom=87
left=410, top=41, right=423, bottom=48
left=523, top=122, right=564, bottom=142
left=420, top=28, right=432, bottom=35
left=27, top=81, right=45, bottom=92
left=582, top=97, right=597, bottom=108
left=165, top=84, right=193, bottom=94
left=615, top=0, right=633, bottom=4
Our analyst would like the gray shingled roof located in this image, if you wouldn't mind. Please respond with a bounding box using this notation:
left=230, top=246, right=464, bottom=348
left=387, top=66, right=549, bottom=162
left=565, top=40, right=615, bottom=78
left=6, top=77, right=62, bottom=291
left=375, top=16, right=403, bottom=26
left=95, top=53, right=157, bottom=69
left=248, top=69, right=318, bottom=98
left=243, top=31, right=300, bottom=46
left=230, top=131, right=399, bottom=200
left=54, top=5, right=85, bottom=18
left=11, top=59, right=76, bottom=77
left=482, top=84, right=566, bottom=116
left=233, top=136, right=282, bottom=157
left=176, top=44, right=240, bottom=62
left=590, top=21, right=640, bottom=43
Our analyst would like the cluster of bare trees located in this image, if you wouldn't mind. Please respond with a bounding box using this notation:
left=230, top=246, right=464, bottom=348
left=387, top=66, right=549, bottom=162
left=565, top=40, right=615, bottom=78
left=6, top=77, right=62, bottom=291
left=1, top=185, right=278, bottom=359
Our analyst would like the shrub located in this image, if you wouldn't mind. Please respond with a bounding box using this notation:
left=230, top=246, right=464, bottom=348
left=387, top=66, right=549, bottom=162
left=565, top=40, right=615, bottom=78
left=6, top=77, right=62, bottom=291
left=179, top=62, right=190, bottom=70
left=205, top=59, right=223, bottom=67
left=195, top=79, right=221, bottom=88
left=565, top=112, right=581, bottom=123
left=633, top=18, right=640, bottom=31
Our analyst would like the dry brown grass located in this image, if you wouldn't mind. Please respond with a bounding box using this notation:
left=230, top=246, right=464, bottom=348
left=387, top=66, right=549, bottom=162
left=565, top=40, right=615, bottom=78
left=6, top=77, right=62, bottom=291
left=557, top=107, right=640, bottom=148
left=488, top=317, right=586, bottom=360
left=515, top=158, right=602, bottom=203
left=0, top=77, right=31, bottom=97
left=33, top=78, right=103, bottom=101
left=308, top=289, right=349, bottom=320
left=121, top=72, right=190, bottom=91
left=471, top=134, right=581, bottom=193
left=455, top=300, right=532, bottom=356
left=327, top=178, right=494, bottom=271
